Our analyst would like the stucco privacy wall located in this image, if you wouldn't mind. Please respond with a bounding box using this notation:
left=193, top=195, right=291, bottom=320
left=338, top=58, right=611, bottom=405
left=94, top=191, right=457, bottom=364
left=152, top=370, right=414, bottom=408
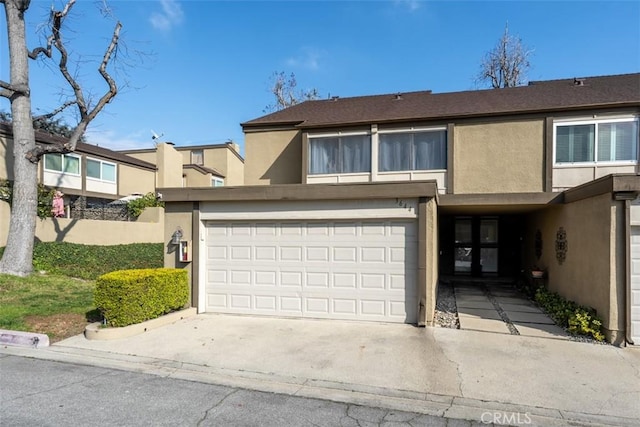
left=453, top=119, right=544, bottom=194
left=244, top=129, right=302, bottom=185
left=1, top=205, right=163, bottom=246
left=524, top=193, right=623, bottom=343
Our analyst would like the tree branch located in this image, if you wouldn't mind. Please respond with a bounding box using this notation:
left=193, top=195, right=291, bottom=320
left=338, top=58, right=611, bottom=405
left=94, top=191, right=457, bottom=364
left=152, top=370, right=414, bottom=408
left=25, top=0, right=122, bottom=163
left=25, top=142, right=74, bottom=163
left=32, top=100, right=77, bottom=122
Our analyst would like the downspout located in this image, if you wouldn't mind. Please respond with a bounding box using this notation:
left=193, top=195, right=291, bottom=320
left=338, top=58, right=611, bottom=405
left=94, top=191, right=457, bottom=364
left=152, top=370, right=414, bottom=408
left=625, top=199, right=635, bottom=345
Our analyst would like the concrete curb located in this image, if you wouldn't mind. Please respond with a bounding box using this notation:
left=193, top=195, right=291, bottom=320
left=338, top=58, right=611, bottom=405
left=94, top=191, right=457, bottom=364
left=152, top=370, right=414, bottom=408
left=0, top=329, right=49, bottom=348
left=84, top=308, right=197, bottom=340
left=1, top=344, right=636, bottom=427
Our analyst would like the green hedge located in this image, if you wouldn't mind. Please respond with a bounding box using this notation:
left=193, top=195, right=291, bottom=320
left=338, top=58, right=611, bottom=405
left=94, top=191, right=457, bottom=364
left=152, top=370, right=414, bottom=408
left=95, top=268, right=189, bottom=327
left=33, top=242, right=163, bottom=279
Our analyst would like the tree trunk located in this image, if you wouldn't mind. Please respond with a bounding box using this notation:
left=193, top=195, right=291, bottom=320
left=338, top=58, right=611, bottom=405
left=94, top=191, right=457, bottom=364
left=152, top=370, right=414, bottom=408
left=0, top=0, right=38, bottom=276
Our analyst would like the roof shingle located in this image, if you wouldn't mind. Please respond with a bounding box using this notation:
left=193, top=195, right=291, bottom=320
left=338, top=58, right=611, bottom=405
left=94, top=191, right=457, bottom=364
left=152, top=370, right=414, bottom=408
left=242, top=73, right=640, bottom=129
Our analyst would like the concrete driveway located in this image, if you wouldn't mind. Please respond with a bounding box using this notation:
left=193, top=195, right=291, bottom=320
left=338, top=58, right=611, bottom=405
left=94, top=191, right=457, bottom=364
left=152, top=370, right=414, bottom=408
left=3, top=314, right=640, bottom=426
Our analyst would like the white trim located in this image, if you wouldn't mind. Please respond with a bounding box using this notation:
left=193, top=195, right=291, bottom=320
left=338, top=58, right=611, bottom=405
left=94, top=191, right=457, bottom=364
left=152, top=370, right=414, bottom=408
left=307, top=130, right=370, bottom=138
left=553, top=115, right=638, bottom=124
left=86, top=157, right=117, bottom=183
left=200, top=199, right=419, bottom=221
left=378, top=126, right=447, bottom=134
left=553, top=116, right=639, bottom=165
left=43, top=153, right=81, bottom=176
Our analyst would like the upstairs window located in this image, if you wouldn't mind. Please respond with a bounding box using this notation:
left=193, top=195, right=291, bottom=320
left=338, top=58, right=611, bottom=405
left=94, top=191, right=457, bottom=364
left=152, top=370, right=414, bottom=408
left=309, top=134, right=371, bottom=175
left=87, top=158, right=116, bottom=183
left=212, top=177, right=224, bottom=187
left=379, top=129, right=447, bottom=172
left=43, top=153, right=80, bottom=175
left=191, top=149, right=204, bottom=165
left=555, top=118, right=638, bottom=164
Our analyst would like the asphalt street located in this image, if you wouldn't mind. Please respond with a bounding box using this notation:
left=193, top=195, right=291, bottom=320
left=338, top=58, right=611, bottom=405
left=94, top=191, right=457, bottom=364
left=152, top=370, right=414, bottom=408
left=0, top=355, right=492, bottom=427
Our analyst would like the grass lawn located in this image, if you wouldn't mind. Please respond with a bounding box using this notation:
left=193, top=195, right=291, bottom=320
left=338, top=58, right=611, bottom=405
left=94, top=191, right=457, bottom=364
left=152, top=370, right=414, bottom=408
left=0, top=242, right=162, bottom=342
left=0, top=273, right=99, bottom=342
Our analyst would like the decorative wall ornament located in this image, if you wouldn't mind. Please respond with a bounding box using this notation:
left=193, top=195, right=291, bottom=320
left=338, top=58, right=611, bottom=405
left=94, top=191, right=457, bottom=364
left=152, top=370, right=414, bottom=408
left=535, top=229, right=543, bottom=260
left=555, top=227, right=568, bottom=265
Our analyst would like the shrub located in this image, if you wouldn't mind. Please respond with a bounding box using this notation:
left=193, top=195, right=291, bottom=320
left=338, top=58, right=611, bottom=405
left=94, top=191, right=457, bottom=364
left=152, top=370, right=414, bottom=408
left=127, top=192, right=164, bottom=218
left=32, top=242, right=163, bottom=280
left=534, top=287, right=605, bottom=341
left=0, top=179, right=56, bottom=218
left=94, top=268, right=189, bottom=327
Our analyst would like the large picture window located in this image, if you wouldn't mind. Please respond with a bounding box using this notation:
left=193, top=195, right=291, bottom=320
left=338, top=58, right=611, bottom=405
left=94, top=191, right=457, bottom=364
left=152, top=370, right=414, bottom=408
left=43, top=153, right=80, bottom=175
left=309, top=134, right=371, bottom=175
left=87, top=158, right=116, bottom=182
left=379, top=129, right=446, bottom=172
left=555, top=118, right=638, bottom=164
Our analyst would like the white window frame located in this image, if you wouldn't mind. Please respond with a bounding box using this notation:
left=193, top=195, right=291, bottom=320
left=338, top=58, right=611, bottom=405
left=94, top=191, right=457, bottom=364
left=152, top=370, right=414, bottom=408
left=308, top=130, right=372, bottom=175
left=212, top=177, right=224, bottom=187
left=43, top=153, right=81, bottom=176
left=86, top=157, right=117, bottom=183
left=377, top=126, right=448, bottom=173
left=553, top=116, right=639, bottom=166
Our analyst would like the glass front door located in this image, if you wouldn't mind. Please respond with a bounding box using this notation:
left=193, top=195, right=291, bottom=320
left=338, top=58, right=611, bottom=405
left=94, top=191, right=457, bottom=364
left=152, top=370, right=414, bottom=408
left=454, top=217, right=499, bottom=276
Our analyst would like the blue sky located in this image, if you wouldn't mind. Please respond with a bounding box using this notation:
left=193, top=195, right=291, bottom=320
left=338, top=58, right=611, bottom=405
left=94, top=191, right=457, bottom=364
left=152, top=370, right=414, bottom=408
left=1, top=0, right=639, bottom=155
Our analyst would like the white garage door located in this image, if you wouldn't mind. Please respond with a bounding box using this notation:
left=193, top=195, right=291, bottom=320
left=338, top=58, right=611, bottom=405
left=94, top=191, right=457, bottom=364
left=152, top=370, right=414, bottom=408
left=630, top=226, right=640, bottom=344
left=204, top=220, right=418, bottom=323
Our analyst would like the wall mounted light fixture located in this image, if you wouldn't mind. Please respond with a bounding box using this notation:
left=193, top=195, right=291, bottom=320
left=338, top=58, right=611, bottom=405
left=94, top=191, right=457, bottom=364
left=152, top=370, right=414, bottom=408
left=171, top=227, right=183, bottom=245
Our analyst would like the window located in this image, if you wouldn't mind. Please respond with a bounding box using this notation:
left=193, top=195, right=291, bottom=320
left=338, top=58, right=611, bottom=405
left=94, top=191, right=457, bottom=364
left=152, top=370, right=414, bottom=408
left=555, top=118, right=638, bottom=164
left=191, top=149, right=204, bottom=165
left=86, top=158, right=116, bottom=182
left=379, top=129, right=446, bottom=172
left=43, top=153, right=80, bottom=175
left=212, top=177, right=224, bottom=187
left=309, top=134, right=371, bottom=175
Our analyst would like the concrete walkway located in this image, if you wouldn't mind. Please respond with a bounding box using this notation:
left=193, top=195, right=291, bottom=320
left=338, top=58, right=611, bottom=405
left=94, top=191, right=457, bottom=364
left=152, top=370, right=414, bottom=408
left=454, top=282, right=570, bottom=339
left=2, top=314, right=639, bottom=426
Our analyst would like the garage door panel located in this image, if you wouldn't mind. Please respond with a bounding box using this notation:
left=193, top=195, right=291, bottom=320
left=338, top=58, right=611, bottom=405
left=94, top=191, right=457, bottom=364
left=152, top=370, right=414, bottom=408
left=256, top=246, right=277, bottom=261
left=281, top=271, right=303, bottom=287
left=334, top=273, right=357, bottom=288
left=281, top=247, right=302, bottom=261
left=307, top=247, right=329, bottom=261
left=205, top=220, right=418, bottom=323
left=630, top=227, right=640, bottom=343
left=255, top=271, right=277, bottom=286
left=281, top=296, right=303, bottom=313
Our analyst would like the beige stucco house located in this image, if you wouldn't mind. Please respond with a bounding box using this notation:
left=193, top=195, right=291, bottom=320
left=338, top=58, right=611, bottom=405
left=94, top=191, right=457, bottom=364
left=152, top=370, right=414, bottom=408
left=0, top=123, right=157, bottom=204
left=161, top=73, right=640, bottom=345
left=122, top=141, right=244, bottom=188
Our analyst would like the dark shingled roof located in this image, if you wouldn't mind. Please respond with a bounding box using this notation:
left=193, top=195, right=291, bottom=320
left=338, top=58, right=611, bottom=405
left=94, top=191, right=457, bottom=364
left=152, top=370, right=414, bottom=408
left=0, top=123, right=156, bottom=170
left=242, top=73, right=640, bottom=129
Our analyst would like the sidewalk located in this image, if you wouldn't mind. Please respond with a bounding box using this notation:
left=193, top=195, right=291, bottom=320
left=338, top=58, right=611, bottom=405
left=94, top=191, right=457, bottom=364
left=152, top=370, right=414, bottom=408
left=2, top=314, right=639, bottom=426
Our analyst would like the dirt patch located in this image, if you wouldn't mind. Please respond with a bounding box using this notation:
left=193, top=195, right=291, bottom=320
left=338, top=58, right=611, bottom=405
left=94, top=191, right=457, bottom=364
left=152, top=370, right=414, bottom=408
left=25, top=313, right=90, bottom=343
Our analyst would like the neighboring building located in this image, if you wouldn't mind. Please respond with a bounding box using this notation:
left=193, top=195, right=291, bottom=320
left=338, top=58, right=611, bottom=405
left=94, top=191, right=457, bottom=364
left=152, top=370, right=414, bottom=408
left=0, top=123, right=157, bottom=205
left=162, top=73, right=639, bottom=345
left=121, top=142, right=244, bottom=188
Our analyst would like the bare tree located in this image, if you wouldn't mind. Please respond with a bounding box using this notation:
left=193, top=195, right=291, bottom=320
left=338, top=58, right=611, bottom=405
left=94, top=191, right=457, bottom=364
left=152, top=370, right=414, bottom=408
left=264, top=71, right=319, bottom=113
left=476, top=24, right=532, bottom=88
left=0, top=0, right=121, bottom=276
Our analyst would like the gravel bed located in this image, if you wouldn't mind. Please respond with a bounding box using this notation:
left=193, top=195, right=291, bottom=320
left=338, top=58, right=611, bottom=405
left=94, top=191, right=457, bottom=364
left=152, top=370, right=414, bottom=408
left=434, top=281, right=459, bottom=328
